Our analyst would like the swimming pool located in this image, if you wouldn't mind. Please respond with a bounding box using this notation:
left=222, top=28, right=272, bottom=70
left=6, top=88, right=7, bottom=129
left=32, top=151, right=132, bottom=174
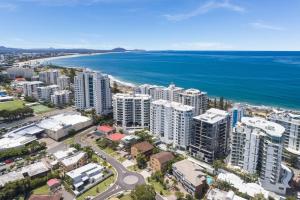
left=207, top=176, right=214, bottom=185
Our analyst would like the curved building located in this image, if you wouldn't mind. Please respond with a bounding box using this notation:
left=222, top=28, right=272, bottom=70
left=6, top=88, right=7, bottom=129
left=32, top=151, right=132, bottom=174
left=229, top=117, right=292, bottom=195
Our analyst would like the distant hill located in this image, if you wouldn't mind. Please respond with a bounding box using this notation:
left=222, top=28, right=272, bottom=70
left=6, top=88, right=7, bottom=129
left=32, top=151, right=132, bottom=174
left=0, top=46, right=137, bottom=54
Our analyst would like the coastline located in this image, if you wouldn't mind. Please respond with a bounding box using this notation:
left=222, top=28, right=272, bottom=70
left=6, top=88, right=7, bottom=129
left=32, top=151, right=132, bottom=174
left=18, top=53, right=299, bottom=112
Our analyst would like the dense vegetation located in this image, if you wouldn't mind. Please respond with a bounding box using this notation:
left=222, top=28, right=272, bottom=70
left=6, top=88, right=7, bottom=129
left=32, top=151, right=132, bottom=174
left=0, top=106, right=34, bottom=121
left=130, top=184, right=156, bottom=200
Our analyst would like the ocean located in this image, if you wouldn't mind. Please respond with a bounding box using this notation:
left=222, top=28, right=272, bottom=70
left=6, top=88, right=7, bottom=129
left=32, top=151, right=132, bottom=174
left=49, top=51, right=300, bottom=110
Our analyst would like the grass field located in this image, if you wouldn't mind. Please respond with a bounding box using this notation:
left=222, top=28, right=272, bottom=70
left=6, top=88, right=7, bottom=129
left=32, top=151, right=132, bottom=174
left=0, top=100, right=24, bottom=111
left=30, top=104, right=53, bottom=114
left=149, top=180, right=171, bottom=196
left=32, top=185, right=49, bottom=195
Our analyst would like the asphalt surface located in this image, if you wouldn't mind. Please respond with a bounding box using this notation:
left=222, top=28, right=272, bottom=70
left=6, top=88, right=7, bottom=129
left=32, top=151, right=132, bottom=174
left=74, top=127, right=146, bottom=200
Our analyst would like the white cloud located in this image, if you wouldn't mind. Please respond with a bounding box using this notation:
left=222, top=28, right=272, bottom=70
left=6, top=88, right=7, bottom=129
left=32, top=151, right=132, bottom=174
left=249, top=22, right=284, bottom=31
left=0, top=3, right=17, bottom=11
left=171, top=42, right=233, bottom=50
left=164, top=0, right=245, bottom=21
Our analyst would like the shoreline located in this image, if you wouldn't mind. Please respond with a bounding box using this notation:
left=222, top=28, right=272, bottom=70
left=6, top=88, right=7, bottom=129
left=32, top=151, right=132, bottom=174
left=18, top=53, right=299, bottom=112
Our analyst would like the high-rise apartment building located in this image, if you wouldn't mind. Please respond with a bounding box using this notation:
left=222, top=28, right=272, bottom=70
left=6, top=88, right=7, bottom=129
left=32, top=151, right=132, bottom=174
left=74, top=71, right=112, bottom=115
left=150, top=100, right=194, bottom=150
left=57, top=75, right=70, bottom=90
left=113, top=93, right=151, bottom=130
left=268, top=111, right=300, bottom=163
left=190, top=108, right=230, bottom=164
left=178, top=88, right=208, bottom=115
left=229, top=117, right=292, bottom=195
left=39, top=70, right=59, bottom=85
left=51, top=90, right=71, bottom=106
left=22, top=81, right=43, bottom=97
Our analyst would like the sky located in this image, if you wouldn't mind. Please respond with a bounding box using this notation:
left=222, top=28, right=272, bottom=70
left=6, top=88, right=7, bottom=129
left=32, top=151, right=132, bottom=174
left=0, top=0, right=300, bottom=50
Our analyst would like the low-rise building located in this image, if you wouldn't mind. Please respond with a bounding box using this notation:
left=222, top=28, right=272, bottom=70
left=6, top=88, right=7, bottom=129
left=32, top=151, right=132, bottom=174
left=0, top=161, right=50, bottom=187
left=131, top=141, right=154, bottom=158
left=66, top=163, right=104, bottom=195
left=61, top=151, right=87, bottom=172
left=121, top=135, right=140, bottom=148
left=96, top=125, right=116, bottom=135
left=172, top=159, right=207, bottom=197
left=106, top=133, right=126, bottom=142
left=0, top=124, right=44, bottom=151
left=37, top=113, right=92, bottom=140
left=22, top=81, right=43, bottom=97
left=206, top=189, right=246, bottom=200
left=150, top=151, right=174, bottom=172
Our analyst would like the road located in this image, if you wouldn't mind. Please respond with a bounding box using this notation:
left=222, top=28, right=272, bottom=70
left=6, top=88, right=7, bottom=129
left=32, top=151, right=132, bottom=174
left=0, top=106, right=76, bottom=129
left=74, top=127, right=146, bottom=200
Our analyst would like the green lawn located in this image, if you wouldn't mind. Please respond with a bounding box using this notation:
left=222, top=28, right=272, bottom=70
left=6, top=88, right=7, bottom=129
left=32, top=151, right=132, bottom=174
left=120, top=194, right=132, bottom=200
left=0, top=100, right=24, bottom=111
left=149, top=180, right=171, bottom=196
left=30, top=104, right=53, bottom=114
left=76, top=174, right=116, bottom=200
left=127, top=165, right=142, bottom=173
left=32, top=185, right=49, bottom=195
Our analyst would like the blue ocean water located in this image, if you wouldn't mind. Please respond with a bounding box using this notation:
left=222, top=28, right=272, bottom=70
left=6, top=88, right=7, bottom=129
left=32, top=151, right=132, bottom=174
left=50, top=51, right=300, bottom=109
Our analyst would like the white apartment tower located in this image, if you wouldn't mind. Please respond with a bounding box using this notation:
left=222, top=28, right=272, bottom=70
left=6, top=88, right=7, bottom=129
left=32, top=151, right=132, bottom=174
left=51, top=90, right=71, bottom=106
left=37, top=85, right=59, bottom=101
left=74, top=71, right=112, bottom=115
left=113, top=93, right=151, bottom=129
left=39, top=70, right=59, bottom=85
left=57, top=75, right=70, bottom=90
left=150, top=100, right=194, bottom=150
left=229, top=117, right=292, bottom=195
left=268, top=111, right=300, bottom=159
left=190, top=108, right=230, bottom=164
left=178, top=88, right=208, bottom=115
left=22, top=81, right=43, bottom=97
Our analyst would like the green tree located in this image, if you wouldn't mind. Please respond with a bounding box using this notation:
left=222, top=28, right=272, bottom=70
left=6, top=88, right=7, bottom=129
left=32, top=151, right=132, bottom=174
left=253, top=193, right=267, bottom=200
left=175, top=191, right=184, bottom=200
left=136, top=154, right=147, bottom=169
left=130, top=184, right=156, bottom=200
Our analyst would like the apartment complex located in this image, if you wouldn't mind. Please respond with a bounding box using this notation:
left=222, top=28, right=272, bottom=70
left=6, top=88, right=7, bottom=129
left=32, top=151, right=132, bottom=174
left=229, top=117, right=291, bottom=194
left=37, top=85, right=59, bottom=101
left=39, top=70, right=59, bottom=85
left=230, top=104, right=245, bottom=128
left=22, top=81, right=43, bottom=97
left=51, top=90, right=71, bottom=106
left=74, top=71, right=112, bottom=115
left=150, top=100, right=194, bottom=150
left=7, top=66, right=34, bottom=79
left=150, top=151, right=174, bottom=171
left=136, top=84, right=208, bottom=115
left=178, top=88, right=208, bottom=115
left=190, top=108, right=230, bottom=164
left=172, top=159, right=207, bottom=197
left=268, top=110, right=300, bottom=160
left=112, top=93, right=151, bottom=129
left=57, top=75, right=70, bottom=90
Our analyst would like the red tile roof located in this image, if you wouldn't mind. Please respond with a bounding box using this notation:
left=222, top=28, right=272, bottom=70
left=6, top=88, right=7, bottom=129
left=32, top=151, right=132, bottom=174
left=47, top=178, right=60, bottom=187
left=97, top=125, right=115, bottom=133
left=15, top=77, right=26, bottom=81
left=106, top=133, right=125, bottom=141
left=132, top=141, right=154, bottom=153
left=29, top=194, right=61, bottom=200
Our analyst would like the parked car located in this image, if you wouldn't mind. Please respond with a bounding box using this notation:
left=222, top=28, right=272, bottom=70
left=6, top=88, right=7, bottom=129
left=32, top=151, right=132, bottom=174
left=0, top=162, right=5, bottom=166
left=5, top=159, right=13, bottom=164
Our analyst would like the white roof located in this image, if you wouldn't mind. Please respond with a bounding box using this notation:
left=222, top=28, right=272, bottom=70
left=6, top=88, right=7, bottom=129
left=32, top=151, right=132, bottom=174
left=242, top=117, right=284, bottom=137
left=194, top=108, right=229, bottom=124
left=0, top=124, right=44, bottom=150
left=37, top=113, right=91, bottom=131
left=152, top=99, right=194, bottom=112
left=53, top=147, right=77, bottom=160
left=61, top=152, right=86, bottom=167
left=207, top=189, right=246, bottom=200
left=217, top=171, right=269, bottom=198
left=66, top=163, right=104, bottom=179
left=113, top=93, right=151, bottom=100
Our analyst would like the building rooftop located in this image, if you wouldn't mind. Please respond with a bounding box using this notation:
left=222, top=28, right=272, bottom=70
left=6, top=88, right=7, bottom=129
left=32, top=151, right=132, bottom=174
left=106, top=133, right=126, bottom=141
left=172, top=159, right=206, bottom=186
left=151, top=99, right=194, bottom=112
left=113, top=93, right=151, bottom=100
left=241, top=117, right=285, bottom=137
left=66, top=163, right=104, bottom=179
left=53, top=147, right=77, bottom=160
left=132, top=141, right=154, bottom=153
left=97, top=125, right=115, bottom=133
left=47, top=178, right=60, bottom=187
left=151, top=151, right=174, bottom=164
left=268, top=110, right=300, bottom=124
left=207, top=189, right=246, bottom=200
left=0, top=124, right=44, bottom=150
left=194, top=108, right=229, bottom=124
left=29, top=194, right=62, bottom=200
left=61, top=152, right=86, bottom=167
left=37, top=113, right=91, bottom=132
